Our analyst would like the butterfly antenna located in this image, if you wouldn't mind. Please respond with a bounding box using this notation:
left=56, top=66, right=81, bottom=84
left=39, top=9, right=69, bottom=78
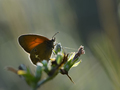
left=52, top=32, right=59, bottom=39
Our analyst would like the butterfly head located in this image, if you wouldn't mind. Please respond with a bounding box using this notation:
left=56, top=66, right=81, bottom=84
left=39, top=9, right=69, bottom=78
left=52, top=32, right=59, bottom=41
left=51, top=37, right=55, bottom=42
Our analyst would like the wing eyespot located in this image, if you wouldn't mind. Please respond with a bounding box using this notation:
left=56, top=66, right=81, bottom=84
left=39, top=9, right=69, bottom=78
left=34, top=49, right=37, bottom=52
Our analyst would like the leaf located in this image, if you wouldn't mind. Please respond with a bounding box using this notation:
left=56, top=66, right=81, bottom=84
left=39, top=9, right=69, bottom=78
left=72, top=60, right=82, bottom=67
left=56, top=54, right=63, bottom=64
left=68, top=52, right=75, bottom=61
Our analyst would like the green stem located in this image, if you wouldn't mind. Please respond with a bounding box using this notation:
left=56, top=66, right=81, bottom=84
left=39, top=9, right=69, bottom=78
left=37, top=73, right=58, bottom=88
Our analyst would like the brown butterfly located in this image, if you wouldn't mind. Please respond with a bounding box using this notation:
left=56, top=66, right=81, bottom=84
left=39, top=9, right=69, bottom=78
left=18, top=33, right=58, bottom=65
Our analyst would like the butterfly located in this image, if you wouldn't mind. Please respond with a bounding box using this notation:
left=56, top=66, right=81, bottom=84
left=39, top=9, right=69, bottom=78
left=18, top=33, right=58, bottom=65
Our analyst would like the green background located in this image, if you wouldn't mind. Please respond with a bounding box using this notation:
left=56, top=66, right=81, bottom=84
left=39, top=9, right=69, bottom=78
left=0, top=0, right=120, bottom=90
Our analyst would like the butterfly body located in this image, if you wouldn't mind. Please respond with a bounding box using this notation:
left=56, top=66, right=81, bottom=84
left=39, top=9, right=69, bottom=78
left=18, top=34, right=55, bottom=65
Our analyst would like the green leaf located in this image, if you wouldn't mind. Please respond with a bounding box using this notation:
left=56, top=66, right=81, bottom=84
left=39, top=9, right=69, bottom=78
left=63, top=60, right=72, bottom=71
left=64, top=52, right=82, bottom=71
left=63, top=52, right=75, bottom=71
left=68, top=52, right=75, bottom=61
left=72, top=60, right=82, bottom=67
left=21, top=71, right=36, bottom=86
left=56, top=54, right=63, bottom=64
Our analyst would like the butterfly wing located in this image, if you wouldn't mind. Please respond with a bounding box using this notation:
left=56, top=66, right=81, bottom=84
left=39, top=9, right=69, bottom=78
left=30, top=40, right=54, bottom=64
left=18, top=34, right=49, bottom=53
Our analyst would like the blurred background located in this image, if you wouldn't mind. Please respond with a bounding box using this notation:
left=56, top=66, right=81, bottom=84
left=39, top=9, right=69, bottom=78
left=0, top=0, right=120, bottom=90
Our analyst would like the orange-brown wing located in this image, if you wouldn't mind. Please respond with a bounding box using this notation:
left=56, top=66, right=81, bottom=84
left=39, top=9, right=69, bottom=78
left=18, top=34, right=49, bottom=53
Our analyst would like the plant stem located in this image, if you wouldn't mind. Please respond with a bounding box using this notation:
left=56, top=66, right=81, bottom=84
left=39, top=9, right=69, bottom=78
left=37, top=73, right=58, bottom=88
